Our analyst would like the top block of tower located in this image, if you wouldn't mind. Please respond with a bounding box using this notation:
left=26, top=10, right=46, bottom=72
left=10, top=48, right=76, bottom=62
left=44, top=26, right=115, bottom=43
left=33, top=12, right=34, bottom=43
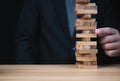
left=76, top=0, right=90, bottom=4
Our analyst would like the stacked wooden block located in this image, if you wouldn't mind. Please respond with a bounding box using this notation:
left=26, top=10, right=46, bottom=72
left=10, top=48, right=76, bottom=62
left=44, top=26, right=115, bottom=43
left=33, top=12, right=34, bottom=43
left=75, top=0, right=98, bottom=69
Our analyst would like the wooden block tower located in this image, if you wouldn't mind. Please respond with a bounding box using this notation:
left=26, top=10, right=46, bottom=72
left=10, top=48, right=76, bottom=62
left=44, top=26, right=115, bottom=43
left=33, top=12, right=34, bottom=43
left=75, top=0, right=98, bottom=69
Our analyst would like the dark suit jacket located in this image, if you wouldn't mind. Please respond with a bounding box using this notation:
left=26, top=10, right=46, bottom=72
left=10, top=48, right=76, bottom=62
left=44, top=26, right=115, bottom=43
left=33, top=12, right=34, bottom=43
left=16, top=0, right=120, bottom=64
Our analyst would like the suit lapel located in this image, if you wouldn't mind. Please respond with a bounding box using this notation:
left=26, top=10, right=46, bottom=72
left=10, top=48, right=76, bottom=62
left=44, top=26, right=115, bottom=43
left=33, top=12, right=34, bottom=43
left=52, top=0, right=71, bottom=39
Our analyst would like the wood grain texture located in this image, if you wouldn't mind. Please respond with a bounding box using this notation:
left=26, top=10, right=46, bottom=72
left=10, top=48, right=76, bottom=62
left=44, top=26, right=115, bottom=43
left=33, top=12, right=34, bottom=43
left=0, top=65, right=120, bottom=81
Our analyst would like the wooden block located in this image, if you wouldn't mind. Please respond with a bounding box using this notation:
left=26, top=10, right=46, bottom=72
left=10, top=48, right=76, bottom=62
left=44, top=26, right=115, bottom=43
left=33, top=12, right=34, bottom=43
left=76, top=19, right=97, bottom=29
left=84, top=61, right=97, bottom=65
left=77, top=56, right=97, bottom=65
left=76, top=22, right=97, bottom=26
left=76, top=18, right=96, bottom=23
left=76, top=49, right=98, bottom=53
left=76, top=56, right=97, bottom=61
left=76, top=21, right=97, bottom=26
left=76, top=34, right=97, bottom=38
left=76, top=3, right=97, bottom=15
left=75, top=53, right=97, bottom=57
left=83, top=61, right=92, bottom=65
left=75, top=62, right=97, bottom=69
left=81, top=61, right=97, bottom=65
left=75, top=21, right=97, bottom=26
left=76, top=0, right=90, bottom=3
left=76, top=26, right=96, bottom=30
left=76, top=3, right=96, bottom=6
left=76, top=41, right=97, bottom=45
left=76, top=3, right=97, bottom=11
left=76, top=10, right=97, bottom=15
left=82, top=14, right=91, bottom=19
left=76, top=45, right=96, bottom=50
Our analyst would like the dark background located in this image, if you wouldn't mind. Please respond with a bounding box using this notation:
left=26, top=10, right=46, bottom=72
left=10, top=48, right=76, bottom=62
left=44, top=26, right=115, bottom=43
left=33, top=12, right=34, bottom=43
left=1, top=0, right=23, bottom=64
left=1, top=0, right=120, bottom=64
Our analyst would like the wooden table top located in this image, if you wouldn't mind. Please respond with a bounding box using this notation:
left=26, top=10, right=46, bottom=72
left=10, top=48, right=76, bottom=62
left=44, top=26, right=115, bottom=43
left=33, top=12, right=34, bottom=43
left=0, top=64, right=120, bottom=81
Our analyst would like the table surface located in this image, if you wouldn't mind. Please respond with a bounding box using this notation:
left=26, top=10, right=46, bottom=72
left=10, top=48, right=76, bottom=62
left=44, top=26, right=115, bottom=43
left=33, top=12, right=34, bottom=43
left=0, top=64, right=120, bottom=81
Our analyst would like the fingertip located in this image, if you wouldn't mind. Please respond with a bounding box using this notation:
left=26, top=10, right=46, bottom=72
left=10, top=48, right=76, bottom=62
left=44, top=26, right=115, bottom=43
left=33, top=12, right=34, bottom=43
left=95, top=29, right=100, bottom=35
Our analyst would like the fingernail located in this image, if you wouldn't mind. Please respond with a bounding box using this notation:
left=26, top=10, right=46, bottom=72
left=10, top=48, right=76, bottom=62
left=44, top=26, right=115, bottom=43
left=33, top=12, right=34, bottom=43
left=95, top=29, right=100, bottom=34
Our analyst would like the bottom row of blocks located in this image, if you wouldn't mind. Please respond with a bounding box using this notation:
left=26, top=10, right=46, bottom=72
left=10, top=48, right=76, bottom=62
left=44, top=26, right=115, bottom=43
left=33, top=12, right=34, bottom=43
left=75, top=62, right=97, bottom=69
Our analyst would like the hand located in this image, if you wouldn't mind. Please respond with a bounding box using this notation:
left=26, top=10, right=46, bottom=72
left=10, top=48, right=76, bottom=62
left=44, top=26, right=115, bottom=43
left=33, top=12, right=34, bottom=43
left=95, top=27, right=120, bottom=57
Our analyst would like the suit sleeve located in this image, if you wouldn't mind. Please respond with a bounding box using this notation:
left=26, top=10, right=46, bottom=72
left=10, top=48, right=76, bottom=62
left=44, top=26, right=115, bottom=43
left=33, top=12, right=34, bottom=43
left=15, top=0, right=40, bottom=64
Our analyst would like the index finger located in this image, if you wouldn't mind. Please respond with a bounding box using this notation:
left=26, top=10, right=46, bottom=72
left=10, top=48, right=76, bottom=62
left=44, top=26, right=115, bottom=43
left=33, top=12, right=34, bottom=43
left=95, top=27, right=118, bottom=37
